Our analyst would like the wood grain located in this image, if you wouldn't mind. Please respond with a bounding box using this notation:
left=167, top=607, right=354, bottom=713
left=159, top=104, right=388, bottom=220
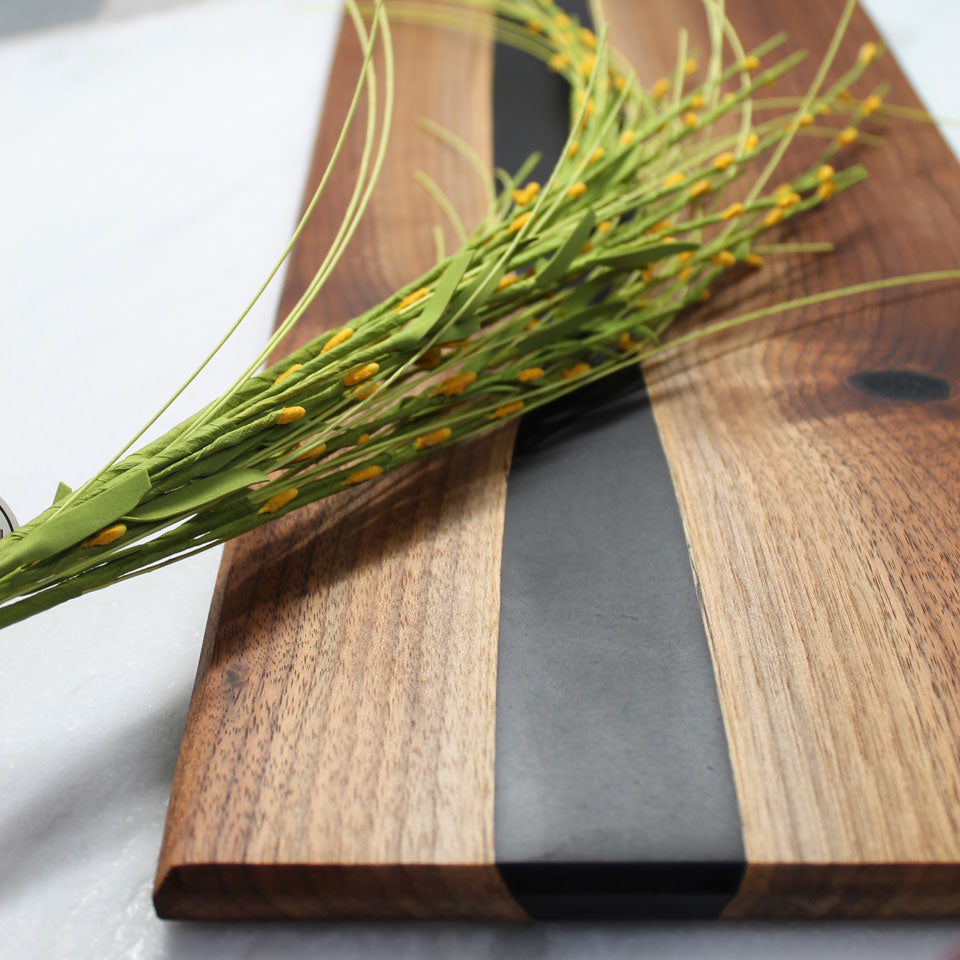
left=154, top=6, right=524, bottom=920
left=606, top=0, right=960, bottom=916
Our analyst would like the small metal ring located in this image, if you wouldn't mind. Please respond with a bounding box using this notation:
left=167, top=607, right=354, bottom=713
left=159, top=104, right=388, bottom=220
left=0, top=495, right=19, bottom=537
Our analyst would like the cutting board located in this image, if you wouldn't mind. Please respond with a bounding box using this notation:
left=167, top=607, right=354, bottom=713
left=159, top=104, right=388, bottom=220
left=154, top=0, right=960, bottom=920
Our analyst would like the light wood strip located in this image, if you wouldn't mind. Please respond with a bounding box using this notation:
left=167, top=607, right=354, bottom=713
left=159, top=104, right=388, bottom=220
left=607, top=0, right=960, bottom=916
left=154, top=5, right=524, bottom=920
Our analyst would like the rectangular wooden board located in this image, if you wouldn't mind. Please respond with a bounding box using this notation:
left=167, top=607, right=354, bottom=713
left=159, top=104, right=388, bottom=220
left=155, top=0, right=960, bottom=920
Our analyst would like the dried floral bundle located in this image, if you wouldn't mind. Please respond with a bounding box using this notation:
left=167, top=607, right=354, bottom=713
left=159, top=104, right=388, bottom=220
left=1, top=0, right=956, bottom=628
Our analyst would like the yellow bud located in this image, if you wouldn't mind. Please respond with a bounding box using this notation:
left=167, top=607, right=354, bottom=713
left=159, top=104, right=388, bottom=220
left=776, top=190, right=802, bottom=208
left=618, top=331, right=636, bottom=351
left=342, top=465, right=382, bottom=486
left=613, top=75, right=626, bottom=91
left=357, top=432, right=371, bottom=445
left=580, top=26, right=597, bottom=48
left=689, top=94, right=705, bottom=109
left=258, top=489, right=298, bottom=515
left=517, top=367, right=545, bottom=382
left=394, top=288, right=430, bottom=313
left=437, top=370, right=477, bottom=397
left=651, top=77, right=669, bottom=99
left=798, top=112, right=814, bottom=127
left=619, top=129, right=636, bottom=146
left=722, top=202, right=745, bottom=220
left=566, top=181, right=587, bottom=199
left=677, top=267, right=693, bottom=282
left=688, top=179, right=711, bottom=199
left=763, top=207, right=784, bottom=227
left=662, top=171, right=686, bottom=188
left=276, top=406, right=306, bottom=425
left=554, top=12, right=571, bottom=27
left=567, top=140, right=580, bottom=158
left=525, top=19, right=544, bottom=34
left=510, top=181, right=540, bottom=206
left=81, top=523, right=127, bottom=548
left=817, top=180, right=836, bottom=200
left=710, top=250, right=736, bottom=267
left=587, top=146, right=605, bottom=165
left=862, top=94, right=882, bottom=116
left=273, top=363, right=302, bottom=385
left=496, top=272, right=520, bottom=291
left=508, top=211, right=531, bottom=233
left=596, top=220, right=613, bottom=234
left=342, top=362, right=379, bottom=386
left=578, top=54, right=596, bottom=78
left=561, top=362, right=591, bottom=380
left=859, top=41, right=877, bottom=64
left=742, top=54, right=760, bottom=71
left=713, top=151, right=735, bottom=171
left=817, top=164, right=835, bottom=182
left=745, top=253, right=764, bottom=268
left=549, top=52, right=570, bottom=72
left=415, top=345, right=443, bottom=369
left=490, top=400, right=525, bottom=420
left=676, top=251, right=693, bottom=264
left=816, top=102, right=831, bottom=116
left=321, top=327, right=354, bottom=352
left=745, top=132, right=759, bottom=150
left=684, top=57, right=698, bottom=76
left=293, top=442, right=326, bottom=462
left=682, top=111, right=699, bottom=128
left=836, top=126, right=858, bottom=147
left=415, top=427, right=452, bottom=451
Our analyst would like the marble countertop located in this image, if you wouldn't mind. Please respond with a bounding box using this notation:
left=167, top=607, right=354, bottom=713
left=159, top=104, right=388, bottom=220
left=2, top=1, right=960, bottom=956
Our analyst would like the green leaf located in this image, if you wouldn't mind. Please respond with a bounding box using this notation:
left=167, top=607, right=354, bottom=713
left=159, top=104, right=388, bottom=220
left=123, top=468, right=267, bottom=522
left=0, top=467, right=151, bottom=575
left=440, top=261, right=508, bottom=341
left=53, top=482, right=72, bottom=505
left=537, top=209, right=596, bottom=288
left=592, top=240, right=699, bottom=271
left=388, top=249, right=472, bottom=352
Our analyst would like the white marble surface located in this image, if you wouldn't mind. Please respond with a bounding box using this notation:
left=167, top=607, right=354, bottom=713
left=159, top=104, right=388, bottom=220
left=1, top=1, right=960, bottom=957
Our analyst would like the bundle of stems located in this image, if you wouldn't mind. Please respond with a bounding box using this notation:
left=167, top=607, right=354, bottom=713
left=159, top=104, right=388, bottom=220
left=1, top=0, right=957, bottom=628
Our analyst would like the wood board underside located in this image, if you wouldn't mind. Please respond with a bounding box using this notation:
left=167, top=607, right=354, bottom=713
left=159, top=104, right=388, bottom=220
left=155, top=0, right=960, bottom=919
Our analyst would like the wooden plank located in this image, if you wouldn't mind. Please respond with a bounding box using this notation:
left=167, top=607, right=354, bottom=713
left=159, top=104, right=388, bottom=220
left=606, top=0, right=960, bottom=916
left=154, top=6, right=524, bottom=920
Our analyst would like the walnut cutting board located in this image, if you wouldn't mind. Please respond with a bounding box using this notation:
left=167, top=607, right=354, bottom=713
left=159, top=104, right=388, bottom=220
left=154, top=0, right=960, bottom=920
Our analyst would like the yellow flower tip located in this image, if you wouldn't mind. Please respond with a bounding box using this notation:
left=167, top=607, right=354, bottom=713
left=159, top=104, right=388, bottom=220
left=579, top=241, right=594, bottom=255
left=566, top=181, right=588, bottom=200
left=617, top=331, right=636, bottom=351
left=745, top=132, right=759, bottom=150
left=342, top=362, right=379, bottom=387
left=646, top=218, right=672, bottom=235
left=525, top=18, right=544, bottom=34
left=578, top=54, right=596, bottom=78
left=567, top=140, right=580, bottom=158
left=258, top=488, right=298, bottom=516
left=490, top=400, right=525, bottom=420
left=81, top=523, right=127, bottom=548
left=641, top=265, right=654, bottom=282
left=742, top=54, right=760, bottom=71
left=394, top=287, right=430, bottom=313
left=293, top=441, right=326, bottom=462
left=688, top=179, right=711, bottom=199
left=579, top=26, right=597, bottom=49
left=763, top=207, right=785, bottom=227
left=612, top=74, right=626, bottom=91
left=320, top=327, right=354, bottom=353
left=276, top=405, right=306, bottom=425
left=587, top=146, right=605, bottom=165
left=651, top=77, right=670, bottom=99
left=816, top=102, right=831, bottom=116
left=561, top=361, right=591, bottom=380
left=596, top=220, right=613, bottom=235
left=525, top=317, right=539, bottom=331
left=859, top=41, right=878, bottom=64
left=677, top=266, right=693, bottom=282
left=817, top=164, right=835, bottom=182
left=554, top=11, right=571, bottom=27
left=508, top=211, right=532, bottom=234
left=836, top=126, right=859, bottom=147
left=684, top=57, right=698, bottom=76
left=745, top=253, right=764, bottom=269
left=273, top=362, right=302, bottom=385
left=798, top=112, right=814, bottom=127
left=517, top=366, right=545, bottom=383
left=713, top=151, right=735, bottom=171
left=619, top=129, right=636, bottom=146
left=415, top=345, right=443, bottom=369
left=776, top=190, right=802, bottom=209
left=496, top=272, right=520, bottom=292
left=722, top=91, right=736, bottom=104
left=662, top=171, right=686, bottom=189
left=710, top=250, right=737, bottom=267
left=699, top=288, right=711, bottom=302
left=682, top=111, right=699, bottom=128
left=510, top=181, right=540, bottom=206
left=838, top=88, right=853, bottom=103
left=437, top=369, right=477, bottom=398
left=862, top=94, right=883, bottom=116
left=676, top=250, right=694, bottom=264
left=817, top=180, right=837, bottom=201
left=357, top=432, right=371, bottom=446
left=342, top=465, right=382, bottom=486
left=721, top=201, right=745, bottom=220
left=415, top=427, right=452, bottom=451
left=689, top=94, right=705, bottom=109
left=549, top=52, right=570, bottom=72
left=352, top=381, right=380, bottom=400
